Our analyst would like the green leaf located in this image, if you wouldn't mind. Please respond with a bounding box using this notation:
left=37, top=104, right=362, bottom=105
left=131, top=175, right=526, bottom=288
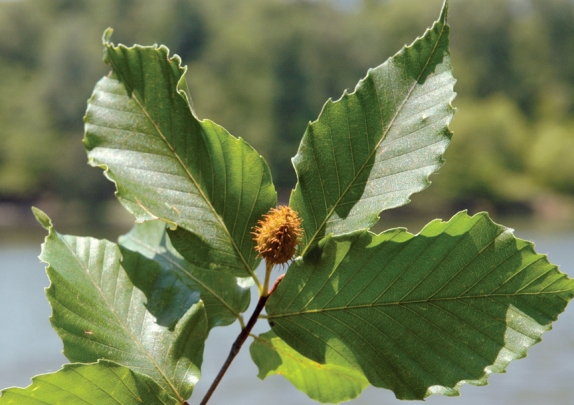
left=36, top=211, right=208, bottom=402
left=290, top=2, right=454, bottom=255
left=84, top=34, right=277, bottom=280
left=250, top=330, right=368, bottom=404
left=0, top=360, right=178, bottom=405
left=118, top=220, right=251, bottom=330
left=267, top=211, right=574, bottom=400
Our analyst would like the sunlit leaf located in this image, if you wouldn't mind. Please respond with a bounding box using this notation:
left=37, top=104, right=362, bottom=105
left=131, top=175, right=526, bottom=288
left=34, top=208, right=208, bottom=403
left=250, top=330, right=368, bottom=404
left=267, top=211, right=574, bottom=400
left=0, top=361, right=178, bottom=405
left=118, top=221, right=250, bottom=330
left=84, top=30, right=277, bottom=279
left=290, top=2, right=454, bottom=255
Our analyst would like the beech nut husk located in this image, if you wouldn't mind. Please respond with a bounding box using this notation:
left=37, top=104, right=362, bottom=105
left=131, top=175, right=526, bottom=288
left=252, top=206, right=302, bottom=265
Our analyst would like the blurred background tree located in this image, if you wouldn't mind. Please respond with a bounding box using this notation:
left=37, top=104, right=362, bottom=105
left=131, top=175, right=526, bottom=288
left=1, top=0, right=573, bottom=231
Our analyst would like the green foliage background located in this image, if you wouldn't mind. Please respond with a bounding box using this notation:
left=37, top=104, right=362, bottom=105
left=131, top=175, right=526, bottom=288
left=1, top=0, right=574, bottom=224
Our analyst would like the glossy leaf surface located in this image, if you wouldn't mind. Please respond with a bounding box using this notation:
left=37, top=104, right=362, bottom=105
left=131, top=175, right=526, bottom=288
left=250, top=330, right=368, bottom=404
left=35, top=208, right=207, bottom=402
left=290, top=3, right=455, bottom=255
left=0, top=361, right=178, bottom=405
left=267, top=211, right=574, bottom=399
left=84, top=30, right=277, bottom=279
left=118, top=221, right=250, bottom=330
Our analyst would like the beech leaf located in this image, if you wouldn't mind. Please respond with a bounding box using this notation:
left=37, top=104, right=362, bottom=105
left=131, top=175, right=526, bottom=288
left=118, top=221, right=251, bottom=330
left=290, top=2, right=455, bottom=255
left=84, top=30, right=277, bottom=279
left=267, top=211, right=574, bottom=400
left=34, top=208, right=208, bottom=402
left=250, top=330, right=368, bottom=404
left=0, top=361, right=179, bottom=405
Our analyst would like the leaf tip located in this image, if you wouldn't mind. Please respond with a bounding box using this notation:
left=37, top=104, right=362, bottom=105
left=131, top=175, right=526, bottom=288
left=440, top=0, right=449, bottom=24
left=102, top=27, right=114, bottom=44
left=32, top=207, right=52, bottom=230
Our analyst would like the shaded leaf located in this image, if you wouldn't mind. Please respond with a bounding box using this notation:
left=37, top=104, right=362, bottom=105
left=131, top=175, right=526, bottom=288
left=35, top=209, right=207, bottom=402
left=250, top=330, right=368, bottom=404
left=0, top=360, right=178, bottom=405
left=84, top=30, right=276, bottom=279
left=118, top=220, right=250, bottom=330
left=290, top=2, right=455, bottom=255
left=267, top=211, right=574, bottom=400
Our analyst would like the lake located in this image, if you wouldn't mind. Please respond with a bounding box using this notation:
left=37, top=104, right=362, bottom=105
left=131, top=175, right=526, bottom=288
left=1, top=230, right=573, bottom=404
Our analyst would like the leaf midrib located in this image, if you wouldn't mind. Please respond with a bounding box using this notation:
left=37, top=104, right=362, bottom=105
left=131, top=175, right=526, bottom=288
left=299, top=20, right=448, bottom=257
left=268, top=289, right=574, bottom=319
left=105, top=53, right=257, bottom=282
left=55, top=232, right=184, bottom=402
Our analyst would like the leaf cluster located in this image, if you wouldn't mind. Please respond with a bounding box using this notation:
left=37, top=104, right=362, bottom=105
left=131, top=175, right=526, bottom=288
left=1, top=2, right=573, bottom=404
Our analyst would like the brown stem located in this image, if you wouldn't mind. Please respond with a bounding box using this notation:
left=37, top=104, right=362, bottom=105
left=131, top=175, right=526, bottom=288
left=198, top=275, right=284, bottom=405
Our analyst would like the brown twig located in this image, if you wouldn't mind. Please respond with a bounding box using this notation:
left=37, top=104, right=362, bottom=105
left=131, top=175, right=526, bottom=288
left=197, top=275, right=284, bottom=405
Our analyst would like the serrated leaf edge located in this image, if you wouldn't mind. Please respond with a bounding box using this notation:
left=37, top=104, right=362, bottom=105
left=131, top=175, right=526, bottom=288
left=293, top=0, right=454, bottom=257
left=269, top=210, right=574, bottom=398
left=39, top=215, right=204, bottom=402
left=91, top=33, right=273, bottom=284
left=0, top=359, right=179, bottom=405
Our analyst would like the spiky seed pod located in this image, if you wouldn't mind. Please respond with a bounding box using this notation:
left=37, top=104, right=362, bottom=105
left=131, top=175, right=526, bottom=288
left=253, top=206, right=303, bottom=265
